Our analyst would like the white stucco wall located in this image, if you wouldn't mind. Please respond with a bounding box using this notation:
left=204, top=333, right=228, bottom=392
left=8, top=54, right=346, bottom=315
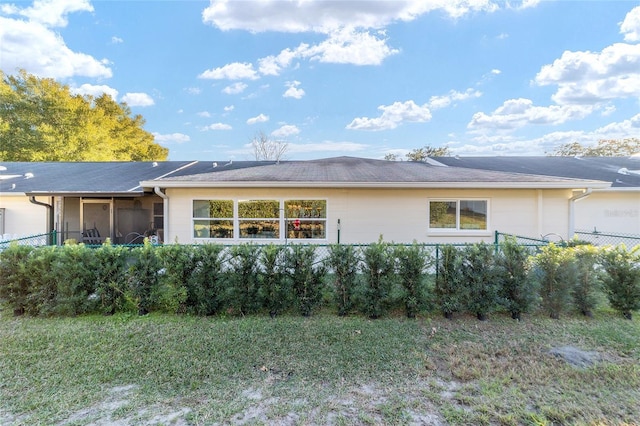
left=574, top=190, right=640, bottom=235
left=0, top=194, right=49, bottom=239
left=164, top=187, right=573, bottom=245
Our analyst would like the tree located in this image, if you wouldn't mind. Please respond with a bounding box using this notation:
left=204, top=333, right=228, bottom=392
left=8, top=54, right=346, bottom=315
left=0, top=70, right=168, bottom=161
left=250, top=131, right=288, bottom=161
left=406, top=145, right=451, bottom=161
left=548, top=138, right=640, bottom=157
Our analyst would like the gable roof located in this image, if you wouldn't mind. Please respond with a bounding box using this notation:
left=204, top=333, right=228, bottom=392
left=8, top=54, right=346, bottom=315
left=431, top=156, right=640, bottom=189
left=142, top=156, right=610, bottom=190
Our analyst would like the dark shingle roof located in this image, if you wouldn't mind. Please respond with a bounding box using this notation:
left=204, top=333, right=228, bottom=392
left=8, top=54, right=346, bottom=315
left=150, top=156, right=608, bottom=188
left=431, top=156, right=640, bottom=188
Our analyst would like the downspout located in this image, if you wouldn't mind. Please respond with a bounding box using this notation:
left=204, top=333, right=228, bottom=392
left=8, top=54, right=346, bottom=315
left=569, top=188, right=593, bottom=239
left=154, top=187, right=169, bottom=243
left=29, top=196, right=55, bottom=245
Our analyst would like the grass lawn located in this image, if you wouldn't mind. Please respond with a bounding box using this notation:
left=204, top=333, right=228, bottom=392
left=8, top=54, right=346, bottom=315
left=1, top=310, right=639, bottom=425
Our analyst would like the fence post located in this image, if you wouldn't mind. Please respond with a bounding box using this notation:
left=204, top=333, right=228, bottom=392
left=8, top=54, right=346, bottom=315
left=435, top=244, right=439, bottom=283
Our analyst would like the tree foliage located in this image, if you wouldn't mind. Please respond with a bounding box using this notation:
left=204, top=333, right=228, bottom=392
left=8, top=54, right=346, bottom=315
left=0, top=70, right=168, bottom=161
left=251, top=131, right=288, bottom=161
left=406, top=145, right=451, bottom=161
left=548, top=138, right=640, bottom=157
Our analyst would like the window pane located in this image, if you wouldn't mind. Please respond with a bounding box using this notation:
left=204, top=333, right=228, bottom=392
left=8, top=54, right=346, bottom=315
left=193, top=200, right=233, bottom=218
left=460, top=200, right=487, bottom=230
left=287, top=219, right=326, bottom=239
left=285, top=200, right=327, bottom=218
left=194, top=220, right=233, bottom=238
left=238, top=200, right=279, bottom=219
left=239, top=220, right=279, bottom=238
left=430, top=201, right=457, bottom=229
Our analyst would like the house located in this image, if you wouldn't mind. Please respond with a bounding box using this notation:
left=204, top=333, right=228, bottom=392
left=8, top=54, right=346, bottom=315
left=431, top=156, right=640, bottom=237
left=1, top=157, right=612, bottom=246
left=139, top=156, right=609, bottom=245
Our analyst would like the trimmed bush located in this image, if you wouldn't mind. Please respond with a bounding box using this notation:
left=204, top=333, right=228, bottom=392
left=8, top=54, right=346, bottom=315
left=187, top=243, right=225, bottom=315
left=571, top=244, right=603, bottom=317
left=496, top=237, right=539, bottom=320
left=359, top=238, right=396, bottom=319
left=599, top=244, right=640, bottom=320
left=258, top=244, right=290, bottom=317
left=225, top=244, right=262, bottom=315
left=94, top=242, right=130, bottom=315
left=285, top=244, right=325, bottom=317
left=53, top=243, right=99, bottom=316
left=533, top=243, right=577, bottom=319
left=461, top=242, right=501, bottom=321
left=326, top=243, right=360, bottom=316
left=434, top=244, right=465, bottom=319
left=24, top=245, right=59, bottom=316
left=128, top=241, right=163, bottom=315
left=394, top=243, right=431, bottom=318
left=0, top=244, right=34, bottom=316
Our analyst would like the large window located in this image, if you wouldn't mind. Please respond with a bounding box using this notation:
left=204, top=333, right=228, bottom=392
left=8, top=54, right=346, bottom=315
left=192, top=199, right=327, bottom=240
left=429, top=199, right=488, bottom=231
left=193, top=200, right=234, bottom=238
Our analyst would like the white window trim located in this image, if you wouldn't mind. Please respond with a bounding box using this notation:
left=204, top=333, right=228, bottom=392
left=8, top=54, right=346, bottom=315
left=192, top=198, right=329, bottom=242
left=428, top=198, right=491, bottom=235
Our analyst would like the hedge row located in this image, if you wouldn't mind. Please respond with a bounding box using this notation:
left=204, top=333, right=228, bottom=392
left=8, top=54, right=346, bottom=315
left=1, top=238, right=639, bottom=320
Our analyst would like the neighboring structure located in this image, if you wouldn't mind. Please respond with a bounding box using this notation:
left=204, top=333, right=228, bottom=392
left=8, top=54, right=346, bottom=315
left=432, top=156, right=640, bottom=237
left=140, top=156, right=609, bottom=245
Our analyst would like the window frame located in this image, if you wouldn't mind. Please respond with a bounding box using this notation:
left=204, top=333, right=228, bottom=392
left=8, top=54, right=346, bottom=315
left=192, top=198, right=328, bottom=241
left=428, top=198, right=490, bottom=234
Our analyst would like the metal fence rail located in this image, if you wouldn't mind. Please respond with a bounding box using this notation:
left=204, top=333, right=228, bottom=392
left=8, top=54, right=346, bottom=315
left=574, top=229, right=640, bottom=248
left=0, top=231, right=57, bottom=250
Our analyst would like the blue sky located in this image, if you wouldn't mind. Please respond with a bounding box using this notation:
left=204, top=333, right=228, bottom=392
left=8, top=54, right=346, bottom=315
left=1, top=0, right=639, bottom=161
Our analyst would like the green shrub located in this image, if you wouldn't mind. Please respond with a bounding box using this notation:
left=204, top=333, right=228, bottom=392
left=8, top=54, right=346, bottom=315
left=225, top=244, right=262, bottom=315
left=599, top=244, right=640, bottom=320
left=127, top=241, right=163, bottom=315
left=496, top=237, right=539, bottom=320
left=0, top=244, right=35, bottom=316
left=533, top=244, right=577, bottom=319
left=53, top=243, right=99, bottom=316
left=394, top=243, right=431, bottom=318
left=258, top=244, right=290, bottom=317
left=461, top=243, right=501, bottom=320
left=326, top=244, right=360, bottom=316
left=94, top=242, right=130, bottom=315
left=359, top=238, right=396, bottom=319
left=571, top=244, right=603, bottom=317
left=187, top=243, right=225, bottom=315
left=434, top=244, right=465, bottom=319
left=157, top=243, right=196, bottom=314
left=23, top=245, right=59, bottom=316
left=284, top=244, right=325, bottom=317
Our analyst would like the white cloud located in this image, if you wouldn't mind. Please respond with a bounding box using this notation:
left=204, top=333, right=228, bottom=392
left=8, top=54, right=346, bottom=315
left=287, top=141, right=368, bottom=154
left=271, top=124, right=300, bottom=138
left=222, top=82, right=248, bottom=94
left=197, top=111, right=211, bottom=118
left=535, top=43, right=640, bottom=104
left=224, top=105, right=235, bottom=112
left=468, top=98, right=594, bottom=131
left=203, top=123, right=233, bottom=131
left=198, top=62, right=258, bottom=80
left=297, top=28, right=399, bottom=66
left=152, top=132, right=191, bottom=144
left=620, top=6, right=640, bottom=42
left=71, top=83, right=118, bottom=100
left=186, top=87, right=201, bottom=95
left=258, top=48, right=297, bottom=75
left=111, top=36, right=123, bottom=44
left=202, top=0, right=515, bottom=33
left=121, top=92, right=155, bottom=107
left=428, top=88, right=481, bottom=110
left=346, top=100, right=432, bottom=131
left=247, top=113, right=269, bottom=125
left=283, top=81, right=305, bottom=99
left=0, top=1, right=112, bottom=79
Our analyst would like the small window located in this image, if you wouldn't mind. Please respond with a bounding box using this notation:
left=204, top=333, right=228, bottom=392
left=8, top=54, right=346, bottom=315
left=285, top=200, right=327, bottom=239
left=429, top=199, right=487, bottom=231
left=193, top=200, right=234, bottom=238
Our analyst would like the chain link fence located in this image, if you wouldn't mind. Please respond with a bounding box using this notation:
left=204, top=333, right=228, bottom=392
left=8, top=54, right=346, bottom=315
left=0, top=231, right=57, bottom=250
left=574, top=229, right=640, bottom=248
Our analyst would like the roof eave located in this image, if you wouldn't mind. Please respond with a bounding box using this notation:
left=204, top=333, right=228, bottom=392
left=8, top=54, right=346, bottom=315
left=141, top=180, right=610, bottom=190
